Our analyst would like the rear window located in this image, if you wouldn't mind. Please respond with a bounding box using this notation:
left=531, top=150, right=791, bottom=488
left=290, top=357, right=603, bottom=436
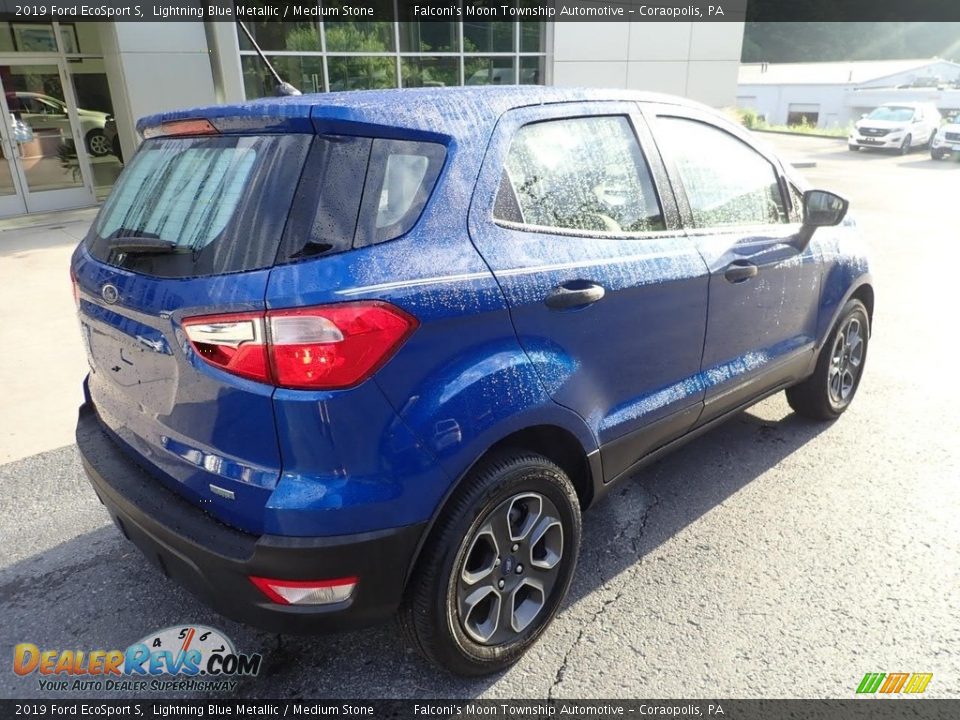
left=87, top=134, right=311, bottom=278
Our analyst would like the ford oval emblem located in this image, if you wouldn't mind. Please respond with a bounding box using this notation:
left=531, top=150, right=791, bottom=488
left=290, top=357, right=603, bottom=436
left=101, top=283, right=119, bottom=304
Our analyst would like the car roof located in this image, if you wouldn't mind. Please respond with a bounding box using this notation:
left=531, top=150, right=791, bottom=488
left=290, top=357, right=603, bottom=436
left=138, top=86, right=710, bottom=139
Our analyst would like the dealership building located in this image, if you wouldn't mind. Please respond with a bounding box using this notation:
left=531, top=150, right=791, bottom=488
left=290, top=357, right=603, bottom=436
left=737, top=58, right=960, bottom=129
left=0, top=19, right=743, bottom=219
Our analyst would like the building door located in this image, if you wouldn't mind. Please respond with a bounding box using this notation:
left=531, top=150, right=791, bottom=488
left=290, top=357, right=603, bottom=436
left=0, top=58, right=95, bottom=217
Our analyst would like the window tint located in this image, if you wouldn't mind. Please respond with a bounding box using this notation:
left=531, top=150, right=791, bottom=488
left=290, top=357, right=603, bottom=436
left=495, top=116, right=664, bottom=234
left=280, top=136, right=446, bottom=261
left=354, top=138, right=445, bottom=248
left=656, top=117, right=787, bottom=228
left=87, top=134, right=311, bottom=278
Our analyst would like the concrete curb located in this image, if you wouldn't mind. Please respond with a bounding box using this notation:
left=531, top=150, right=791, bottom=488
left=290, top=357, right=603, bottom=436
left=753, top=128, right=847, bottom=141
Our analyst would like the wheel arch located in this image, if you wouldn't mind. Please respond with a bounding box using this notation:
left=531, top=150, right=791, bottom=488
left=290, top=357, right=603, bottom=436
left=816, top=266, right=874, bottom=352
left=402, top=422, right=599, bottom=588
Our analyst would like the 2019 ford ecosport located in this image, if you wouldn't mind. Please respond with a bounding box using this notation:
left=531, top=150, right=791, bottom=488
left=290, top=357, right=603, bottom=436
left=73, top=87, right=873, bottom=676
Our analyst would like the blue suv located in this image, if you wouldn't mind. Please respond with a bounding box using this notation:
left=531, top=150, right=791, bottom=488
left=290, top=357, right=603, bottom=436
left=73, top=88, right=872, bottom=676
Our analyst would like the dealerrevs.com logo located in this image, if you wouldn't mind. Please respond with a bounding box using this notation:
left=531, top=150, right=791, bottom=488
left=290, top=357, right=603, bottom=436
left=13, top=625, right=262, bottom=693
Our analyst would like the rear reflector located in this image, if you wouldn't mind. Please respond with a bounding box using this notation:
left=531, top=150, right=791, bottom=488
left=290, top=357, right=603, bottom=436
left=182, top=301, right=417, bottom=390
left=249, top=576, right=358, bottom=606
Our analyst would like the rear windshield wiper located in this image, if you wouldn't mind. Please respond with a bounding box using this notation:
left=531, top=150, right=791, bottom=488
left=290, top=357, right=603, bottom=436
left=105, top=232, right=179, bottom=254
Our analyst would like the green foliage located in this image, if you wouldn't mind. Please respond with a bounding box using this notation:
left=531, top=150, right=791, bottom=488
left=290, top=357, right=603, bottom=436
left=743, top=22, right=960, bottom=63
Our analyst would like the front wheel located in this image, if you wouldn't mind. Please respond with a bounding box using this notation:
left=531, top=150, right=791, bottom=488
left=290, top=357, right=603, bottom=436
left=786, top=299, right=869, bottom=421
left=931, top=148, right=946, bottom=161
left=400, top=451, right=582, bottom=676
left=899, top=134, right=912, bottom=155
left=86, top=129, right=110, bottom=157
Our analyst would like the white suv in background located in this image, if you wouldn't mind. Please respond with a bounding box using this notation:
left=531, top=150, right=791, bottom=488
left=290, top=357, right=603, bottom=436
left=930, top=113, right=960, bottom=160
left=849, top=102, right=942, bottom=154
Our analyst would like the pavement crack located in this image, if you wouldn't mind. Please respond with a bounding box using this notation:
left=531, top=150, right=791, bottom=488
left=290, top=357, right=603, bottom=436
left=549, top=485, right=661, bottom=700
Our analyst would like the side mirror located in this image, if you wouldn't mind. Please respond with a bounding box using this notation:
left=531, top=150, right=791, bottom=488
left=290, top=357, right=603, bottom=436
left=793, top=190, right=849, bottom=252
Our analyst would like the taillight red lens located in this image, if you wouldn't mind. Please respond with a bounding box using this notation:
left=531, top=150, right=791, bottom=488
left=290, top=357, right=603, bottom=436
left=182, top=312, right=270, bottom=384
left=182, top=302, right=417, bottom=390
left=70, top=269, right=80, bottom=309
left=269, top=302, right=417, bottom=390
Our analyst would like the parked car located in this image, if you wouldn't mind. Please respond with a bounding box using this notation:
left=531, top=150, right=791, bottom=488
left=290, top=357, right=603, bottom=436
left=5, top=91, right=111, bottom=157
left=72, top=88, right=872, bottom=676
left=848, top=102, right=941, bottom=154
left=103, top=115, right=122, bottom=162
left=930, top=112, right=960, bottom=160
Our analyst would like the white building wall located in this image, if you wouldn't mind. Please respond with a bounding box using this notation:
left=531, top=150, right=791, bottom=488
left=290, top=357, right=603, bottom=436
left=738, top=61, right=960, bottom=129
left=552, top=22, right=744, bottom=107
left=99, top=23, right=219, bottom=160
left=737, top=84, right=848, bottom=127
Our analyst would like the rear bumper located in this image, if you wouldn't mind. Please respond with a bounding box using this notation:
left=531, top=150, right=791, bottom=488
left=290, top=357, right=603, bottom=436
left=76, top=402, right=425, bottom=634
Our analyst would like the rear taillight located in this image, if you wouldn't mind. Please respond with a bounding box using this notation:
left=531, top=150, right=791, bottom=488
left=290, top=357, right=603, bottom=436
left=70, top=269, right=79, bottom=309
left=249, top=576, right=358, bottom=606
left=182, top=302, right=417, bottom=390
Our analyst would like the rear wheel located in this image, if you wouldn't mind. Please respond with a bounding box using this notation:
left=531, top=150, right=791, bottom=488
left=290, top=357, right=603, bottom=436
left=400, top=451, right=581, bottom=676
left=786, top=299, right=869, bottom=421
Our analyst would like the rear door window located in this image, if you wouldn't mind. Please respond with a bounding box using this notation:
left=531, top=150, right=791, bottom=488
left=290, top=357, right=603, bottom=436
left=86, top=134, right=311, bottom=278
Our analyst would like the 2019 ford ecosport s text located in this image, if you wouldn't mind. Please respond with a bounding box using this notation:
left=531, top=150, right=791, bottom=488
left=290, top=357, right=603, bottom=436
left=73, top=87, right=873, bottom=676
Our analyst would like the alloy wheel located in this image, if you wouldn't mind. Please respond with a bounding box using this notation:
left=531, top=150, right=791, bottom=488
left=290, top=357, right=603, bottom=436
left=88, top=133, right=110, bottom=156
left=827, top=316, right=864, bottom=406
left=456, top=492, right=564, bottom=645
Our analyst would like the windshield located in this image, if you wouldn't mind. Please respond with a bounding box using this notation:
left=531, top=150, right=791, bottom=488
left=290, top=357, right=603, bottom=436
left=86, top=134, right=310, bottom=278
left=865, top=107, right=915, bottom=123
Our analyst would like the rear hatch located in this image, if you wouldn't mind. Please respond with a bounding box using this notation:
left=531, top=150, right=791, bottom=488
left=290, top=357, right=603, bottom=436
left=73, top=127, right=311, bottom=534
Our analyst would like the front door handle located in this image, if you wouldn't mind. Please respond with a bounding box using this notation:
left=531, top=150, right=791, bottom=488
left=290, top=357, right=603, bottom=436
left=724, top=261, right=759, bottom=284
left=545, top=280, right=606, bottom=310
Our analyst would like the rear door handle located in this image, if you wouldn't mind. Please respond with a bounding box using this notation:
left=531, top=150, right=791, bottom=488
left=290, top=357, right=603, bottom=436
left=545, top=280, right=606, bottom=310
left=724, top=261, right=759, bottom=284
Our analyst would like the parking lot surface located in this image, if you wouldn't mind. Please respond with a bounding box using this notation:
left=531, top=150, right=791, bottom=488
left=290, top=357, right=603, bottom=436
left=1, top=135, right=958, bottom=699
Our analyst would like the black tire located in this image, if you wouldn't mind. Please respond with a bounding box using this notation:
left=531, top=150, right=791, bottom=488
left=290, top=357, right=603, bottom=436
left=786, top=299, right=869, bottom=421
left=848, top=144, right=859, bottom=152
left=899, top=134, right=912, bottom=155
left=931, top=148, right=946, bottom=161
left=399, top=451, right=581, bottom=676
left=86, top=129, right=110, bottom=157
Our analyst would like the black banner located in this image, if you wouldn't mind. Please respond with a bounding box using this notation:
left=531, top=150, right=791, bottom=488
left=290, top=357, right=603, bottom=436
left=0, top=0, right=958, bottom=23
left=2, top=700, right=959, bottom=720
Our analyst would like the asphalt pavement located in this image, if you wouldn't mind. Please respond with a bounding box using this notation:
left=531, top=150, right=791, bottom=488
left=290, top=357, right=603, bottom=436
left=1, top=135, right=958, bottom=700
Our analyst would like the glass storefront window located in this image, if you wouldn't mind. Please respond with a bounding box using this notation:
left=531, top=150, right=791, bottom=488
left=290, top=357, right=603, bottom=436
left=521, top=21, right=546, bottom=52
left=401, top=57, right=458, bottom=88
left=399, top=22, right=458, bottom=53
left=239, top=22, right=321, bottom=52
left=325, top=22, right=394, bottom=52
left=242, top=55, right=325, bottom=97
left=328, top=56, right=396, bottom=92
left=520, top=56, right=546, bottom=85
left=464, top=22, right=515, bottom=53
left=238, top=21, right=548, bottom=100
left=465, top=57, right=516, bottom=86
left=0, top=22, right=57, bottom=53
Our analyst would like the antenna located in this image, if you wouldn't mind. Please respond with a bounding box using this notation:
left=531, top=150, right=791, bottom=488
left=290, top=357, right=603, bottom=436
left=236, top=21, right=302, bottom=97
